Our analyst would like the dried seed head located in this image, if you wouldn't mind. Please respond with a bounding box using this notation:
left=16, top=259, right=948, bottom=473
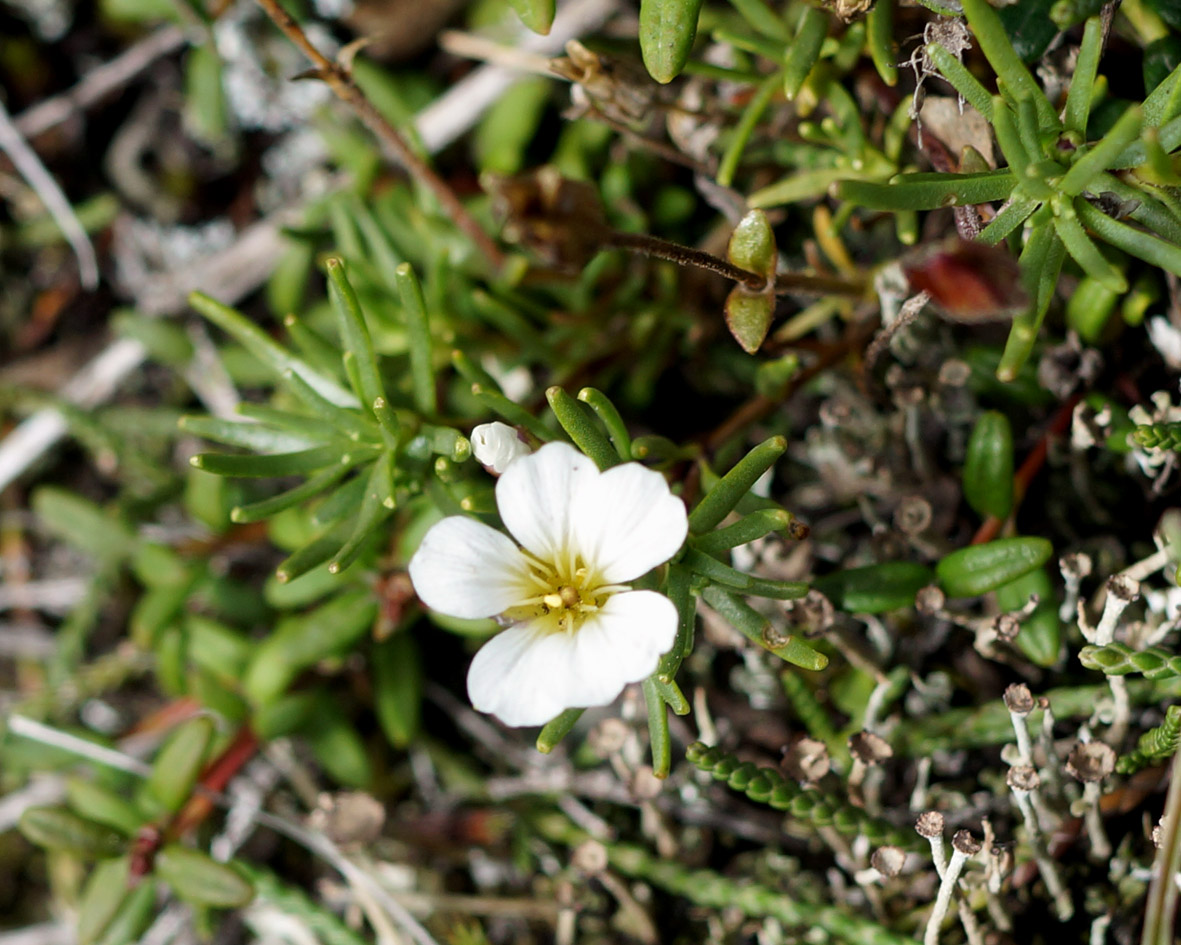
left=306, top=791, right=386, bottom=848
left=915, top=810, right=945, bottom=839
left=784, top=590, right=834, bottom=635
left=938, top=358, right=972, bottom=387
left=571, top=840, right=609, bottom=875
left=587, top=718, right=630, bottom=757
left=994, top=613, right=1021, bottom=643
left=1006, top=765, right=1041, bottom=792
left=483, top=167, right=609, bottom=270
left=1060, top=552, right=1093, bottom=581
left=1065, top=741, right=1116, bottom=783
left=781, top=737, right=831, bottom=784
left=915, top=584, right=946, bottom=615
left=895, top=495, right=933, bottom=536
left=952, top=829, right=982, bottom=857
left=848, top=731, right=893, bottom=765
left=1107, top=574, right=1141, bottom=603
left=549, top=40, right=656, bottom=128
left=1003, top=683, right=1035, bottom=715
left=871, top=845, right=907, bottom=878
left=630, top=766, right=664, bottom=800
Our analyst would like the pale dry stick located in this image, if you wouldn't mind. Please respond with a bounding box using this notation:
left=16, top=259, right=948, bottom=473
left=1007, top=766, right=1073, bottom=921
left=0, top=923, right=72, bottom=945
left=0, top=578, right=87, bottom=615
left=5, top=714, right=443, bottom=945
left=1081, top=575, right=1140, bottom=744
left=14, top=25, right=187, bottom=140
left=7, top=714, right=153, bottom=777
left=438, top=29, right=554, bottom=75
left=0, top=96, right=99, bottom=287
left=924, top=830, right=978, bottom=945
left=252, top=0, right=504, bottom=271
left=415, top=0, right=617, bottom=154
left=0, top=337, right=147, bottom=494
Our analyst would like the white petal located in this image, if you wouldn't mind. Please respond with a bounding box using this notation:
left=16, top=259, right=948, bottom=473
left=408, top=516, right=533, bottom=619
left=496, top=441, right=597, bottom=563
left=471, top=422, right=531, bottom=474
left=570, top=462, right=688, bottom=583
left=466, top=590, right=677, bottom=727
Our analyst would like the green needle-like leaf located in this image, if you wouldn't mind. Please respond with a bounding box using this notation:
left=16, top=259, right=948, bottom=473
left=717, top=73, right=781, bottom=188
left=1064, top=16, right=1103, bottom=135
left=642, top=678, right=673, bottom=778
left=701, top=586, right=827, bottom=669
left=328, top=450, right=395, bottom=574
left=836, top=169, right=1016, bottom=210
left=546, top=387, right=619, bottom=469
left=925, top=43, right=993, bottom=120
left=1052, top=204, right=1128, bottom=292
left=783, top=5, right=828, bottom=100
left=692, top=507, right=796, bottom=554
left=960, top=0, right=1056, bottom=128
left=1060, top=105, right=1143, bottom=196
left=978, top=193, right=1041, bottom=244
left=690, top=436, right=786, bottom=533
left=867, top=0, right=897, bottom=86
left=178, top=415, right=321, bottom=453
left=325, top=257, right=386, bottom=411
left=471, top=384, right=552, bottom=440
left=577, top=388, right=632, bottom=460
left=395, top=263, right=437, bottom=416
left=537, top=708, right=584, bottom=752
left=996, top=217, right=1066, bottom=381
left=191, top=445, right=360, bottom=478
left=189, top=291, right=357, bottom=407
left=1076, top=198, right=1181, bottom=276
left=231, top=463, right=352, bottom=524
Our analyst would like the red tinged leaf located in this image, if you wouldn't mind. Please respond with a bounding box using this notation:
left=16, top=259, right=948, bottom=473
left=902, top=238, right=1028, bottom=322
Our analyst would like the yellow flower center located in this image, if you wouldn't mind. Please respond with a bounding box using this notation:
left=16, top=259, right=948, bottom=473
left=505, top=549, right=626, bottom=635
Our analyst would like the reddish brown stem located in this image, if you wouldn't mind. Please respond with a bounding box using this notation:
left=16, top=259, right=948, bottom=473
left=168, top=725, right=260, bottom=839
left=971, top=395, right=1081, bottom=545
left=252, top=0, right=505, bottom=271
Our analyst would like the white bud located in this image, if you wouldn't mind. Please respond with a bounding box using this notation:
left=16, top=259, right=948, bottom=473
left=471, top=422, right=530, bottom=474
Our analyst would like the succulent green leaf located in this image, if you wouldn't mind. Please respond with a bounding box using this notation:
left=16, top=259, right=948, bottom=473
left=725, top=288, right=774, bottom=355
left=142, top=716, right=215, bottom=816
left=963, top=410, right=1015, bottom=519
left=155, top=846, right=254, bottom=908
left=936, top=536, right=1053, bottom=598
left=639, top=0, right=704, bottom=84
left=243, top=589, right=378, bottom=705
left=372, top=632, right=422, bottom=749
left=507, top=0, right=554, bottom=33
left=995, top=566, right=1061, bottom=666
left=812, top=561, right=934, bottom=614
left=78, top=857, right=133, bottom=945
left=18, top=807, right=125, bottom=858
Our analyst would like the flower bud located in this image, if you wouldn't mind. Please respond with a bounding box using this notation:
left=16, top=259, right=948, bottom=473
left=470, top=422, right=531, bottom=474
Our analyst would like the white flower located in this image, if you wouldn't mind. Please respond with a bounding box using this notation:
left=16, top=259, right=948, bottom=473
left=409, top=442, right=688, bottom=727
left=470, top=421, right=531, bottom=474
